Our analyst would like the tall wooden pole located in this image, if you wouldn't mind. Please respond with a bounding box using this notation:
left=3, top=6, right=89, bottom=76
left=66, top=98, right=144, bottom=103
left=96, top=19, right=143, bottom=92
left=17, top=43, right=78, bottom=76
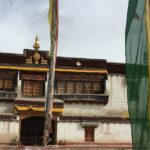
left=43, top=0, right=59, bottom=146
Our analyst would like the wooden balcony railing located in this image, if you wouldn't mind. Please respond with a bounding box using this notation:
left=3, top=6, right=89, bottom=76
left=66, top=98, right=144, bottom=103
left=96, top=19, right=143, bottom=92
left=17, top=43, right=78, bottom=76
left=54, top=94, right=109, bottom=105
left=0, top=91, right=17, bottom=99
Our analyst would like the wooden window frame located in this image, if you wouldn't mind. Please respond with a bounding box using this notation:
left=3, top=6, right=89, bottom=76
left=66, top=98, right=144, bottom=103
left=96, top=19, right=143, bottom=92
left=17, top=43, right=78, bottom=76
left=93, top=82, right=101, bottom=94
left=56, top=81, right=104, bottom=94
left=0, top=79, right=15, bottom=92
left=22, top=80, right=45, bottom=97
left=76, top=81, right=83, bottom=94
left=84, top=82, right=93, bottom=94
left=67, top=81, right=75, bottom=94
left=58, top=81, right=66, bottom=94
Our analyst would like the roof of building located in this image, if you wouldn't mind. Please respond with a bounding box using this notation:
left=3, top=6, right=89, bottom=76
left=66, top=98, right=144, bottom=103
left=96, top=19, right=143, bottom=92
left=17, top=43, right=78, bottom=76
left=107, top=62, right=125, bottom=74
left=0, top=49, right=125, bottom=74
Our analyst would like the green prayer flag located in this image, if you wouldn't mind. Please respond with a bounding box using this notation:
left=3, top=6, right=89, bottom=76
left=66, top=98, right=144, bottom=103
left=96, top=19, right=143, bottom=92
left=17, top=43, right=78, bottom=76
left=125, top=0, right=150, bottom=149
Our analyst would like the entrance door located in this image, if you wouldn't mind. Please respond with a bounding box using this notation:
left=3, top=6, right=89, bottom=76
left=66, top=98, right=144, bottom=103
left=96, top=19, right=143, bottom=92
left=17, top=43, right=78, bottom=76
left=85, top=127, right=95, bottom=142
left=21, top=117, right=44, bottom=145
left=21, top=117, right=57, bottom=145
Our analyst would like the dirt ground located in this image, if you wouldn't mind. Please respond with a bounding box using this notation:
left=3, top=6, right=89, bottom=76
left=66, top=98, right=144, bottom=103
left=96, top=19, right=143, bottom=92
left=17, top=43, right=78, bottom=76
left=0, top=144, right=132, bottom=150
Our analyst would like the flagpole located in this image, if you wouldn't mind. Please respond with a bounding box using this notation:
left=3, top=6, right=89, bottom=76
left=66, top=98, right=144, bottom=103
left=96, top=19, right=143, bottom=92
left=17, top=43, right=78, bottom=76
left=145, top=0, right=150, bottom=123
left=43, top=0, right=59, bottom=146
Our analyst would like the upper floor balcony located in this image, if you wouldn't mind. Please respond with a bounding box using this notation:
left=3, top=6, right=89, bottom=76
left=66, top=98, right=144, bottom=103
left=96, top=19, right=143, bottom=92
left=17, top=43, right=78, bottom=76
left=0, top=91, right=17, bottom=100
left=54, top=94, right=109, bottom=105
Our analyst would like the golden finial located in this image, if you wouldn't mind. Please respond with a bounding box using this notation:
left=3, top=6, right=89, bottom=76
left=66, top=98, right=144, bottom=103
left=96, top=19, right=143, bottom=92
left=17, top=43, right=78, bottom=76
left=33, top=35, right=40, bottom=50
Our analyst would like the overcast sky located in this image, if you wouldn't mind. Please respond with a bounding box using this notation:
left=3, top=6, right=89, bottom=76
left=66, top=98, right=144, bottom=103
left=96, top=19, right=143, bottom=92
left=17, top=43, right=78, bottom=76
left=0, top=0, right=129, bottom=62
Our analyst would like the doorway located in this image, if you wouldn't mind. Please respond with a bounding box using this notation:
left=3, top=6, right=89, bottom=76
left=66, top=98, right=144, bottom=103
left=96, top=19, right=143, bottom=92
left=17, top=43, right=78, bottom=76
left=21, top=116, right=57, bottom=145
left=21, top=117, right=44, bottom=145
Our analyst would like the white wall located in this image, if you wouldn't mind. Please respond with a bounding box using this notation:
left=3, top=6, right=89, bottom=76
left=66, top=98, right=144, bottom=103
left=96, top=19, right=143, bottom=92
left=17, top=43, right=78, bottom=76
left=17, top=72, right=22, bottom=98
left=95, top=123, right=131, bottom=143
left=0, top=120, right=19, bottom=144
left=104, top=74, right=128, bottom=116
left=57, top=121, right=131, bottom=144
left=57, top=122, right=84, bottom=143
left=0, top=102, right=14, bottom=113
left=106, top=75, right=127, bottom=108
left=62, top=104, right=103, bottom=117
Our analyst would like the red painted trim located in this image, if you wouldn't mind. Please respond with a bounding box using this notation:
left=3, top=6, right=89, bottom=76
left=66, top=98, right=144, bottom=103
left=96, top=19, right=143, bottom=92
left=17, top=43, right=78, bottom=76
left=59, top=116, right=129, bottom=123
left=0, top=115, right=17, bottom=121
left=14, top=100, right=64, bottom=108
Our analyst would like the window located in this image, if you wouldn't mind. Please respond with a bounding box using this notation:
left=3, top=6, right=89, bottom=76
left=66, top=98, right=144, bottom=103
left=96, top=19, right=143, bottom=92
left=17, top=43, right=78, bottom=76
left=23, top=81, right=32, bottom=96
left=0, top=79, right=14, bottom=91
left=93, top=82, right=101, bottom=94
left=76, top=82, right=83, bottom=93
left=85, top=127, right=94, bottom=142
left=58, top=82, right=66, bottom=94
left=67, top=82, right=74, bottom=94
left=23, top=81, right=44, bottom=96
left=56, top=81, right=102, bottom=94
left=84, top=82, right=92, bottom=94
left=33, top=81, right=43, bottom=96
left=0, top=80, right=3, bottom=89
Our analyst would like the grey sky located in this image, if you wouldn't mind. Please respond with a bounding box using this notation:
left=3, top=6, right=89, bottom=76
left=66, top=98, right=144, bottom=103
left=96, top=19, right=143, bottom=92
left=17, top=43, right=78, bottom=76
left=0, top=0, right=129, bottom=62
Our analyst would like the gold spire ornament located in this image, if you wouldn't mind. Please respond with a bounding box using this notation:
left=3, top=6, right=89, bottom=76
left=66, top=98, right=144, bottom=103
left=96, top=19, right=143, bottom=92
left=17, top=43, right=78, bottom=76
left=33, top=35, right=41, bottom=64
left=33, top=52, right=40, bottom=64
left=26, top=36, right=42, bottom=64
left=33, top=35, right=40, bottom=50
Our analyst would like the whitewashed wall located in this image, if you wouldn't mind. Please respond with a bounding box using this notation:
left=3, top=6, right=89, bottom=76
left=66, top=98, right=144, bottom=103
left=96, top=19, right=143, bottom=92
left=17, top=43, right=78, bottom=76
left=95, top=123, right=131, bottom=143
left=0, top=120, right=19, bottom=144
left=62, top=104, right=103, bottom=117
left=0, top=102, right=14, bottom=113
left=106, top=75, right=128, bottom=111
left=57, top=122, right=84, bottom=143
left=16, top=72, right=22, bottom=98
left=57, top=122, right=131, bottom=144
